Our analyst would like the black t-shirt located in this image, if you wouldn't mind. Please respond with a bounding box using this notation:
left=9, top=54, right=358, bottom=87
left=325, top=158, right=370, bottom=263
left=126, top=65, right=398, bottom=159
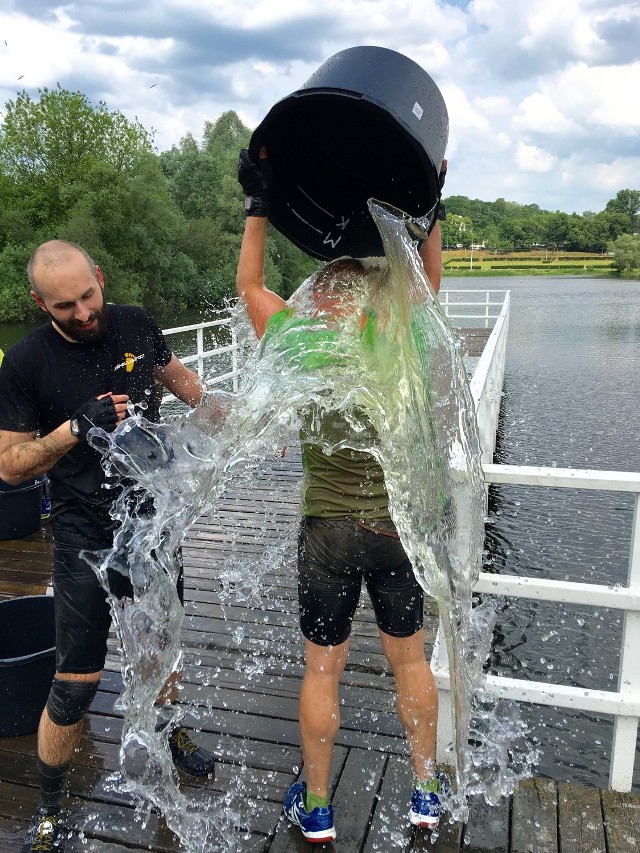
left=0, top=304, right=172, bottom=547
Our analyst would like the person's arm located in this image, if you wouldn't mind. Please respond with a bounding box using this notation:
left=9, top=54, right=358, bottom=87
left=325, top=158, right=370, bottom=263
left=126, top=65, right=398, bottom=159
left=236, top=148, right=287, bottom=339
left=154, top=354, right=204, bottom=407
left=0, top=427, right=73, bottom=485
left=236, top=217, right=287, bottom=339
left=0, top=394, right=128, bottom=485
left=419, top=221, right=443, bottom=295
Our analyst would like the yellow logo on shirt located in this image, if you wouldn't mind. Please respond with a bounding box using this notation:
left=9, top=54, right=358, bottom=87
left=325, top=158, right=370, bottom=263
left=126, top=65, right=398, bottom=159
left=114, top=352, right=146, bottom=373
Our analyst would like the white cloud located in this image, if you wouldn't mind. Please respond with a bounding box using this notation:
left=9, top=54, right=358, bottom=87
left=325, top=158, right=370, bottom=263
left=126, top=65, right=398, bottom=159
left=552, top=61, right=640, bottom=130
left=513, top=92, right=580, bottom=134
left=515, top=142, right=557, bottom=172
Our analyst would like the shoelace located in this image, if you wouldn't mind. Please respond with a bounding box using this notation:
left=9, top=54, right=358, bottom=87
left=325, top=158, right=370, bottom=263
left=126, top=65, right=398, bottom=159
left=171, top=727, right=199, bottom=756
left=31, top=814, right=59, bottom=851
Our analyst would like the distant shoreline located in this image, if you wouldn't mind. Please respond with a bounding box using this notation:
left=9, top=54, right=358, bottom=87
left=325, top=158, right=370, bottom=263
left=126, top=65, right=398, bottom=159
left=441, top=249, right=638, bottom=279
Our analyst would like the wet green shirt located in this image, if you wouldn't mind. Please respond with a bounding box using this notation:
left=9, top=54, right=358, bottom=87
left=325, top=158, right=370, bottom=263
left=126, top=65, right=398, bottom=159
left=262, top=308, right=390, bottom=519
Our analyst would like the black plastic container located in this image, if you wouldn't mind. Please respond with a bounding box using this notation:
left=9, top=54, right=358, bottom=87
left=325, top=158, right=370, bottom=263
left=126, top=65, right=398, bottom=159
left=0, top=595, right=55, bottom=736
left=0, top=476, right=44, bottom=540
left=250, top=45, right=448, bottom=260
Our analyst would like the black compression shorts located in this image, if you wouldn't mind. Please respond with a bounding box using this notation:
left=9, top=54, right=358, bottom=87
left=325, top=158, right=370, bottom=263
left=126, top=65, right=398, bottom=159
left=52, top=541, right=184, bottom=674
left=297, top=516, right=424, bottom=646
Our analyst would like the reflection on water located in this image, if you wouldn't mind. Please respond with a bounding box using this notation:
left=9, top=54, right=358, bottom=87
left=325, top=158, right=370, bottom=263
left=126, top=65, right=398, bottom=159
left=454, top=275, right=640, bottom=791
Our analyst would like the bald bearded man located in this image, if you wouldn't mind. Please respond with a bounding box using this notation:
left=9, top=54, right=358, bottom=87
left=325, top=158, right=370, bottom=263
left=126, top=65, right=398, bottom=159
left=0, top=240, right=215, bottom=853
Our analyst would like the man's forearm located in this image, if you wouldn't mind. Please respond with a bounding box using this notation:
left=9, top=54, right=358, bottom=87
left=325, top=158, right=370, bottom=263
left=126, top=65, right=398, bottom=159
left=236, top=216, right=287, bottom=338
left=0, top=424, right=77, bottom=484
left=419, top=222, right=443, bottom=294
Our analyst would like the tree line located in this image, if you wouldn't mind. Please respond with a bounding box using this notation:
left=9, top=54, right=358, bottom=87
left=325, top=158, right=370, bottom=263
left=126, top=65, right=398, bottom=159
left=1, top=86, right=638, bottom=323
left=442, top=192, right=639, bottom=252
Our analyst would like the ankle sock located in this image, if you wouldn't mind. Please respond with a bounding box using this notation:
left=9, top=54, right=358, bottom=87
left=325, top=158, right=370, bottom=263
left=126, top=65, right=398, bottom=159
left=305, top=789, right=330, bottom=811
left=37, top=758, right=70, bottom=811
left=415, top=775, right=440, bottom=794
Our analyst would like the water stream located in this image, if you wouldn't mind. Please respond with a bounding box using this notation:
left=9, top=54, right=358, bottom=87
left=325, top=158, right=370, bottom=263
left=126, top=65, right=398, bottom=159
left=83, top=203, right=537, bottom=849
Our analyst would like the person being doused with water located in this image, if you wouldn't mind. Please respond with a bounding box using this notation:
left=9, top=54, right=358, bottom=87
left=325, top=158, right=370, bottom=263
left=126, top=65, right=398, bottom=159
left=0, top=240, right=216, bottom=853
left=236, top=148, right=449, bottom=842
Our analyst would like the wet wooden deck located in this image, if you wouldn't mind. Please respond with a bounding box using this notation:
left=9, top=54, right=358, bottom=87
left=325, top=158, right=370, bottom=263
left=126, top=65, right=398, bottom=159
left=1, top=452, right=639, bottom=853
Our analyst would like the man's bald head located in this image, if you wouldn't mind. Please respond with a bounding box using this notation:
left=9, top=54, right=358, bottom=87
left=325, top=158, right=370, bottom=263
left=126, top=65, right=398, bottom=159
left=27, top=240, right=97, bottom=297
left=27, top=240, right=108, bottom=343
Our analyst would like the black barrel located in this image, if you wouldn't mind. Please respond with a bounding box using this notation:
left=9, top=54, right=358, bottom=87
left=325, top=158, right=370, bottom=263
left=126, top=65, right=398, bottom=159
left=0, top=595, right=55, bottom=736
left=250, top=45, right=448, bottom=261
left=0, top=476, right=44, bottom=540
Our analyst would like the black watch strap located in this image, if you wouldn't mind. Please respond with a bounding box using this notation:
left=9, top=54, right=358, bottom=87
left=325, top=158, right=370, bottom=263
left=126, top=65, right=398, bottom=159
left=70, top=417, right=81, bottom=438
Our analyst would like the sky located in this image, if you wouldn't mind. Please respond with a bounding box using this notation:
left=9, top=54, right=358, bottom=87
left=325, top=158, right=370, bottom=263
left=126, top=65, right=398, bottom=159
left=0, top=0, right=638, bottom=215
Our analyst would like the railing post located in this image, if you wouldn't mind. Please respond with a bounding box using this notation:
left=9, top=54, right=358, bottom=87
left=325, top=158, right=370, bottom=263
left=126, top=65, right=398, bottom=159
left=485, top=291, right=490, bottom=329
left=231, top=327, right=239, bottom=393
left=431, top=622, right=454, bottom=765
left=197, top=327, right=204, bottom=379
left=609, top=492, right=640, bottom=791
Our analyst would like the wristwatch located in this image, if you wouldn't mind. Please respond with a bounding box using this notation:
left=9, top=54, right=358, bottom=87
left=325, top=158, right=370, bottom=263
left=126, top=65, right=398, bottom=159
left=70, top=418, right=81, bottom=438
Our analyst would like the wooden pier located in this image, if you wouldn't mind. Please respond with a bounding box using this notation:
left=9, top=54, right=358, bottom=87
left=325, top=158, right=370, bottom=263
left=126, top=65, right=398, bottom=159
left=1, top=449, right=639, bottom=853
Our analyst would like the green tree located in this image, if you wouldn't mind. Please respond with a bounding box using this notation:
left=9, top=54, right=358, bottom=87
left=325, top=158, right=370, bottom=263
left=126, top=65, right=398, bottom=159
left=609, top=233, right=640, bottom=274
left=0, top=85, right=153, bottom=230
left=0, top=86, right=199, bottom=320
left=605, top=189, right=640, bottom=230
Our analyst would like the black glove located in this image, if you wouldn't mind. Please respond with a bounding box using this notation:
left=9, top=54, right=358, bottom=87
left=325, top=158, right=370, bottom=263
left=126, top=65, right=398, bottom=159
left=70, top=396, right=117, bottom=440
left=237, top=148, right=270, bottom=217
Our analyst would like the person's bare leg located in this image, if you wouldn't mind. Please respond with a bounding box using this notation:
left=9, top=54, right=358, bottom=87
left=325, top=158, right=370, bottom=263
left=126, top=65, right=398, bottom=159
left=299, top=638, right=349, bottom=800
left=37, top=670, right=102, bottom=767
left=379, top=629, right=438, bottom=781
left=156, top=670, right=180, bottom=706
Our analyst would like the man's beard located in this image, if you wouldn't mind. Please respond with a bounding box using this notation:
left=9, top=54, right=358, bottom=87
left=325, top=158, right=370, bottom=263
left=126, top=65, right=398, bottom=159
left=50, top=296, right=109, bottom=343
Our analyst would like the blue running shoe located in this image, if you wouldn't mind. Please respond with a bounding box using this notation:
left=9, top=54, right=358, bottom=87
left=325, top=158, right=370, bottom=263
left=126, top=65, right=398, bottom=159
left=409, top=772, right=447, bottom=829
left=283, top=782, right=336, bottom=843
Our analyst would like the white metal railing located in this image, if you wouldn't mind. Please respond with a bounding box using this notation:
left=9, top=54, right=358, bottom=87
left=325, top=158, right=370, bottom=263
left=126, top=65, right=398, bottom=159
left=160, top=315, right=240, bottom=404
left=431, top=465, right=640, bottom=792
left=441, top=288, right=509, bottom=328
left=430, top=296, right=640, bottom=792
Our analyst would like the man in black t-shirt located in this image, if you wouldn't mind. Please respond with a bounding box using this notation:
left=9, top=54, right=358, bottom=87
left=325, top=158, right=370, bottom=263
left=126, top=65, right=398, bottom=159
left=0, top=240, right=215, bottom=853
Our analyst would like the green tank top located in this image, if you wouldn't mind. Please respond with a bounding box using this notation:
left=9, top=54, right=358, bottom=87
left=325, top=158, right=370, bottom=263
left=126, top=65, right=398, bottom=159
left=262, top=307, right=390, bottom=519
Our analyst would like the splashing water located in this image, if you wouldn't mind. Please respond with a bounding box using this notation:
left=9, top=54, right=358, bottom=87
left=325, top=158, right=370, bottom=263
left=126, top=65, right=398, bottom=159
left=85, top=201, right=536, bottom=848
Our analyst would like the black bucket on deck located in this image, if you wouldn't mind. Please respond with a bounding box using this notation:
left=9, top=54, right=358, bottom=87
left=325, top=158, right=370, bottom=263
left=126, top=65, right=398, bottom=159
left=249, top=45, right=448, bottom=260
left=0, top=595, right=55, bottom=736
left=0, top=476, right=44, bottom=541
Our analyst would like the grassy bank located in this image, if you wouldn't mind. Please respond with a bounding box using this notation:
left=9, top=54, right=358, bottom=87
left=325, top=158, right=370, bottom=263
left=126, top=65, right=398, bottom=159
left=442, top=249, right=618, bottom=277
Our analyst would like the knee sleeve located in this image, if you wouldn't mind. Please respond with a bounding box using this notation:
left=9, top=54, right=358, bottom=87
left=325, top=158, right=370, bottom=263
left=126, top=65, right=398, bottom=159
left=46, top=677, right=100, bottom=726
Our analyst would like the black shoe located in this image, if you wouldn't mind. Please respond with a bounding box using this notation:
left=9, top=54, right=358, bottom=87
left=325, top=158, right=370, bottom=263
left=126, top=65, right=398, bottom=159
left=168, top=726, right=215, bottom=778
left=22, top=807, right=63, bottom=852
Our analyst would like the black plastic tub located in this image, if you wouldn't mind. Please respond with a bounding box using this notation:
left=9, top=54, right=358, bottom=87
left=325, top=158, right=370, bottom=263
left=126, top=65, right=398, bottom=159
left=0, top=595, right=55, bottom=736
left=0, top=476, right=44, bottom=540
left=250, top=45, right=449, bottom=260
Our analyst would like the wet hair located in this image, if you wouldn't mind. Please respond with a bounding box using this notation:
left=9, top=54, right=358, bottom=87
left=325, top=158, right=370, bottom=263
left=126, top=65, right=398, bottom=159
left=312, top=258, right=367, bottom=295
left=27, top=240, right=97, bottom=297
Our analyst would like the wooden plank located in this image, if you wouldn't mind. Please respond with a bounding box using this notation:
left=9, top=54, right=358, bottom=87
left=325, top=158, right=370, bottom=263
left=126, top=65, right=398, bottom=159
left=558, top=782, right=606, bottom=853
left=511, top=777, right=557, bottom=853
left=601, top=789, right=640, bottom=853
left=85, top=713, right=307, bottom=776
left=462, top=793, right=510, bottom=853
left=331, top=748, right=386, bottom=851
